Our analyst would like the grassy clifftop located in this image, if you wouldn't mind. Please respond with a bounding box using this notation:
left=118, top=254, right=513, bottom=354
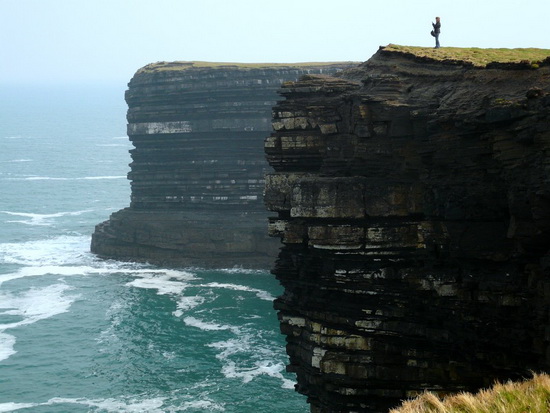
left=384, top=44, right=550, bottom=67
left=136, top=46, right=550, bottom=75
left=137, top=60, right=358, bottom=74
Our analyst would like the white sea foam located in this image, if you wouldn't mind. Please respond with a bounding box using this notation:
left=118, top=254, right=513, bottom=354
left=0, top=283, right=78, bottom=361
left=208, top=334, right=296, bottom=389
left=4, top=176, right=125, bottom=181
left=221, top=359, right=295, bottom=388
left=0, top=265, right=111, bottom=288
left=1, top=159, right=32, bottom=163
left=49, top=396, right=167, bottom=412
left=126, top=277, right=189, bottom=295
left=183, top=316, right=240, bottom=334
left=0, top=235, right=92, bottom=266
left=0, top=284, right=76, bottom=329
left=0, top=235, right=197, bottom=283
left=0, top=210, right=94, bottom=226
left=218, top=267, right=267, bottom=275
left=0, top=397, right=166, bottom=412
left=0, top=263, right=196, bottom=292
left=0, top=333, right=17, bottom=362
left=0, top=403, right=36, bottom=412
left=125, top=269, right=197, bottom=296
left=0, top=235, right=198, bottom=292
left=95, top=143, right=128, bottom=147
left=180, top=400, right=225, bottom=411
left=80, top=175, right=126, bottom=180
left=173, top=295, right=205, bottom=317
left=0, top=396, right=225, bottom=412
left=199, top=282, right=274, bottom=301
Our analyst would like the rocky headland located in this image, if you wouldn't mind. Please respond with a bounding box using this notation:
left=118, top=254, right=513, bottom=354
left=91, top=61, right=356, bottom=268
left=265, top=45, right=550, bottom=412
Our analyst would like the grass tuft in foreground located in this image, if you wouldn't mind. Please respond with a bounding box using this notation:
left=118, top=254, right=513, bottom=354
left=385, top=44, right=550, bottom=67
left=390, top=373, right=550, bottom=413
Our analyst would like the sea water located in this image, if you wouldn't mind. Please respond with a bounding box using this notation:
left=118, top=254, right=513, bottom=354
left=0, top=84, right=307, bottom=412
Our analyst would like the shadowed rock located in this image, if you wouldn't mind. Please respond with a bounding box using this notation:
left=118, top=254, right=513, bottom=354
left=265, top=46, right=550, bottom=412
left=91, top=61, right=357, bottom=268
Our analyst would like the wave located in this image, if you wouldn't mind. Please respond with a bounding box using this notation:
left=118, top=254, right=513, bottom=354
left=199, top=282, right=275, bottom=301
left=0, top=263, right=195, bottom=292
left=124, top=268, right=197, bottom=297
left=0, top=159, right=32, bottom=163
left=0, top=402, right=35, bottom=412
left=218, top=268, right=268, bottom=275
left=4, top=175, right=126, bottom=181
left=183, top=316, right=240, bottom=334
left=0, top=235, right=93, bottom=266
left=0, top=283, right=78, bottom=361
left=221, top=360, right=295, bottom=389
left=0, top=235, right=194, bottom=278
left=0, top=333, right=16, bottom=362
left=208, top=334, right=295, bottom=389
left=173, top=295, right=206, bottom=317
left=180, top=400, right=225, bottom=411
left=0, top=210, right=94, bottom=226
left=0, top=265, right=111, bottom=288
left=0, top=396, right=225, bottom=412
left=0, top=235, right=202, bottom=364
left=95, top=143, right=128, bottom=147
left=125, top=276, right=191, bottom=296
left=81, top=176, right=127, bottom=180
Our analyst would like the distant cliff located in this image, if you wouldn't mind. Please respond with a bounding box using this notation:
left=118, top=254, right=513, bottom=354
left=91, top=61, right=356, bottom=268
left=265, top=45, right=550, bottom=412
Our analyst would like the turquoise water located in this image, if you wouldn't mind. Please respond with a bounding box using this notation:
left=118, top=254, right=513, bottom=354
left=0, top=84, right=307, bottom=412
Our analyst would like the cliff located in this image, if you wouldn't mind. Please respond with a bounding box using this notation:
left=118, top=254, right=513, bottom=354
left=91, top=61, right=356, bottom=268
left=265, top=45, right=550, bottom=412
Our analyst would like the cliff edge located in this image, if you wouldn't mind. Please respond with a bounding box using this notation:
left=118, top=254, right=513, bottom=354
left=265, top=45, right=550, bottom=412
left=91, top=61, right=356, bottom=268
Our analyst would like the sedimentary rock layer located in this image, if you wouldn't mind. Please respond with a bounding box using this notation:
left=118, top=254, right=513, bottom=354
left=91, top=62, right=355, bottom=268
left=265, top=47, right=550, bottom=411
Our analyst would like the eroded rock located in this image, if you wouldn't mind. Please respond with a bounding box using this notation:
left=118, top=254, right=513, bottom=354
left=266, top=47, right=550, bottom=411
left=91, top=62, right=356, bottom=268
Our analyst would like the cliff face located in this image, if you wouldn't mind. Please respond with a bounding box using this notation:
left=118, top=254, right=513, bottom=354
left=91, top=62, right=355, bottom=268
left=265, top=47, right=550, bottom=411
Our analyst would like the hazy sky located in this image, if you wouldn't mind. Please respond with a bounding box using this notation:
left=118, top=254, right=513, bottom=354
left=2, top=0, right=549, bottom=85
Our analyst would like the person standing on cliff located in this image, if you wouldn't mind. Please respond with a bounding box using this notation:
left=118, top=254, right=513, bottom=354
left=432, top=16, right=441, bottom=48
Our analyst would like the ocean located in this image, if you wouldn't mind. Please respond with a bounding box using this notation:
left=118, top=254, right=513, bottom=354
left=0, top=84, right=307, bottom=413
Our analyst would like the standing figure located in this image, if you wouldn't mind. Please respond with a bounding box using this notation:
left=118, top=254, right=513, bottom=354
left=432, top=16, right=441, bottom=48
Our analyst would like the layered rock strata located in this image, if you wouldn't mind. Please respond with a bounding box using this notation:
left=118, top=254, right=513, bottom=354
left=91, top=62, right=355, bottom=268
left=265, top=47, right=550, bottom=411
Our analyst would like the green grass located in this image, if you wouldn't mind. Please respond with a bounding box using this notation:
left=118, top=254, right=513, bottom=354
left=385, top=44, right=550, bottom=67
left=390, top=373, right=550, bottom=413
left=136, top=60, right=358, bottom=74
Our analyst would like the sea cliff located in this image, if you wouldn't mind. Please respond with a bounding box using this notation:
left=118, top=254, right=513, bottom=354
left=91, top=61, right=356, bottom=268
left=265, top=45, right=550, bottom=412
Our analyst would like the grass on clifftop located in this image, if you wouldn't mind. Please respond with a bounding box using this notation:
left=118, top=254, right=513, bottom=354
left=390, top=373, right=550, bottom=413
left=137, top=60, right=358, bottom=74
left=386, top=44, right=550, bottom=67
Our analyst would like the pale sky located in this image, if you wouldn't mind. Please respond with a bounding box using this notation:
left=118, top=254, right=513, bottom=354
left=2, top=0, right=549, bottom=85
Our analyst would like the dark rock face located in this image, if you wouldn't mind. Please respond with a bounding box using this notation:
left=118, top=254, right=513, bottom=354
left=265, top=48, right=550, bottom=411
left=91, top=62, right=356, bottom=268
